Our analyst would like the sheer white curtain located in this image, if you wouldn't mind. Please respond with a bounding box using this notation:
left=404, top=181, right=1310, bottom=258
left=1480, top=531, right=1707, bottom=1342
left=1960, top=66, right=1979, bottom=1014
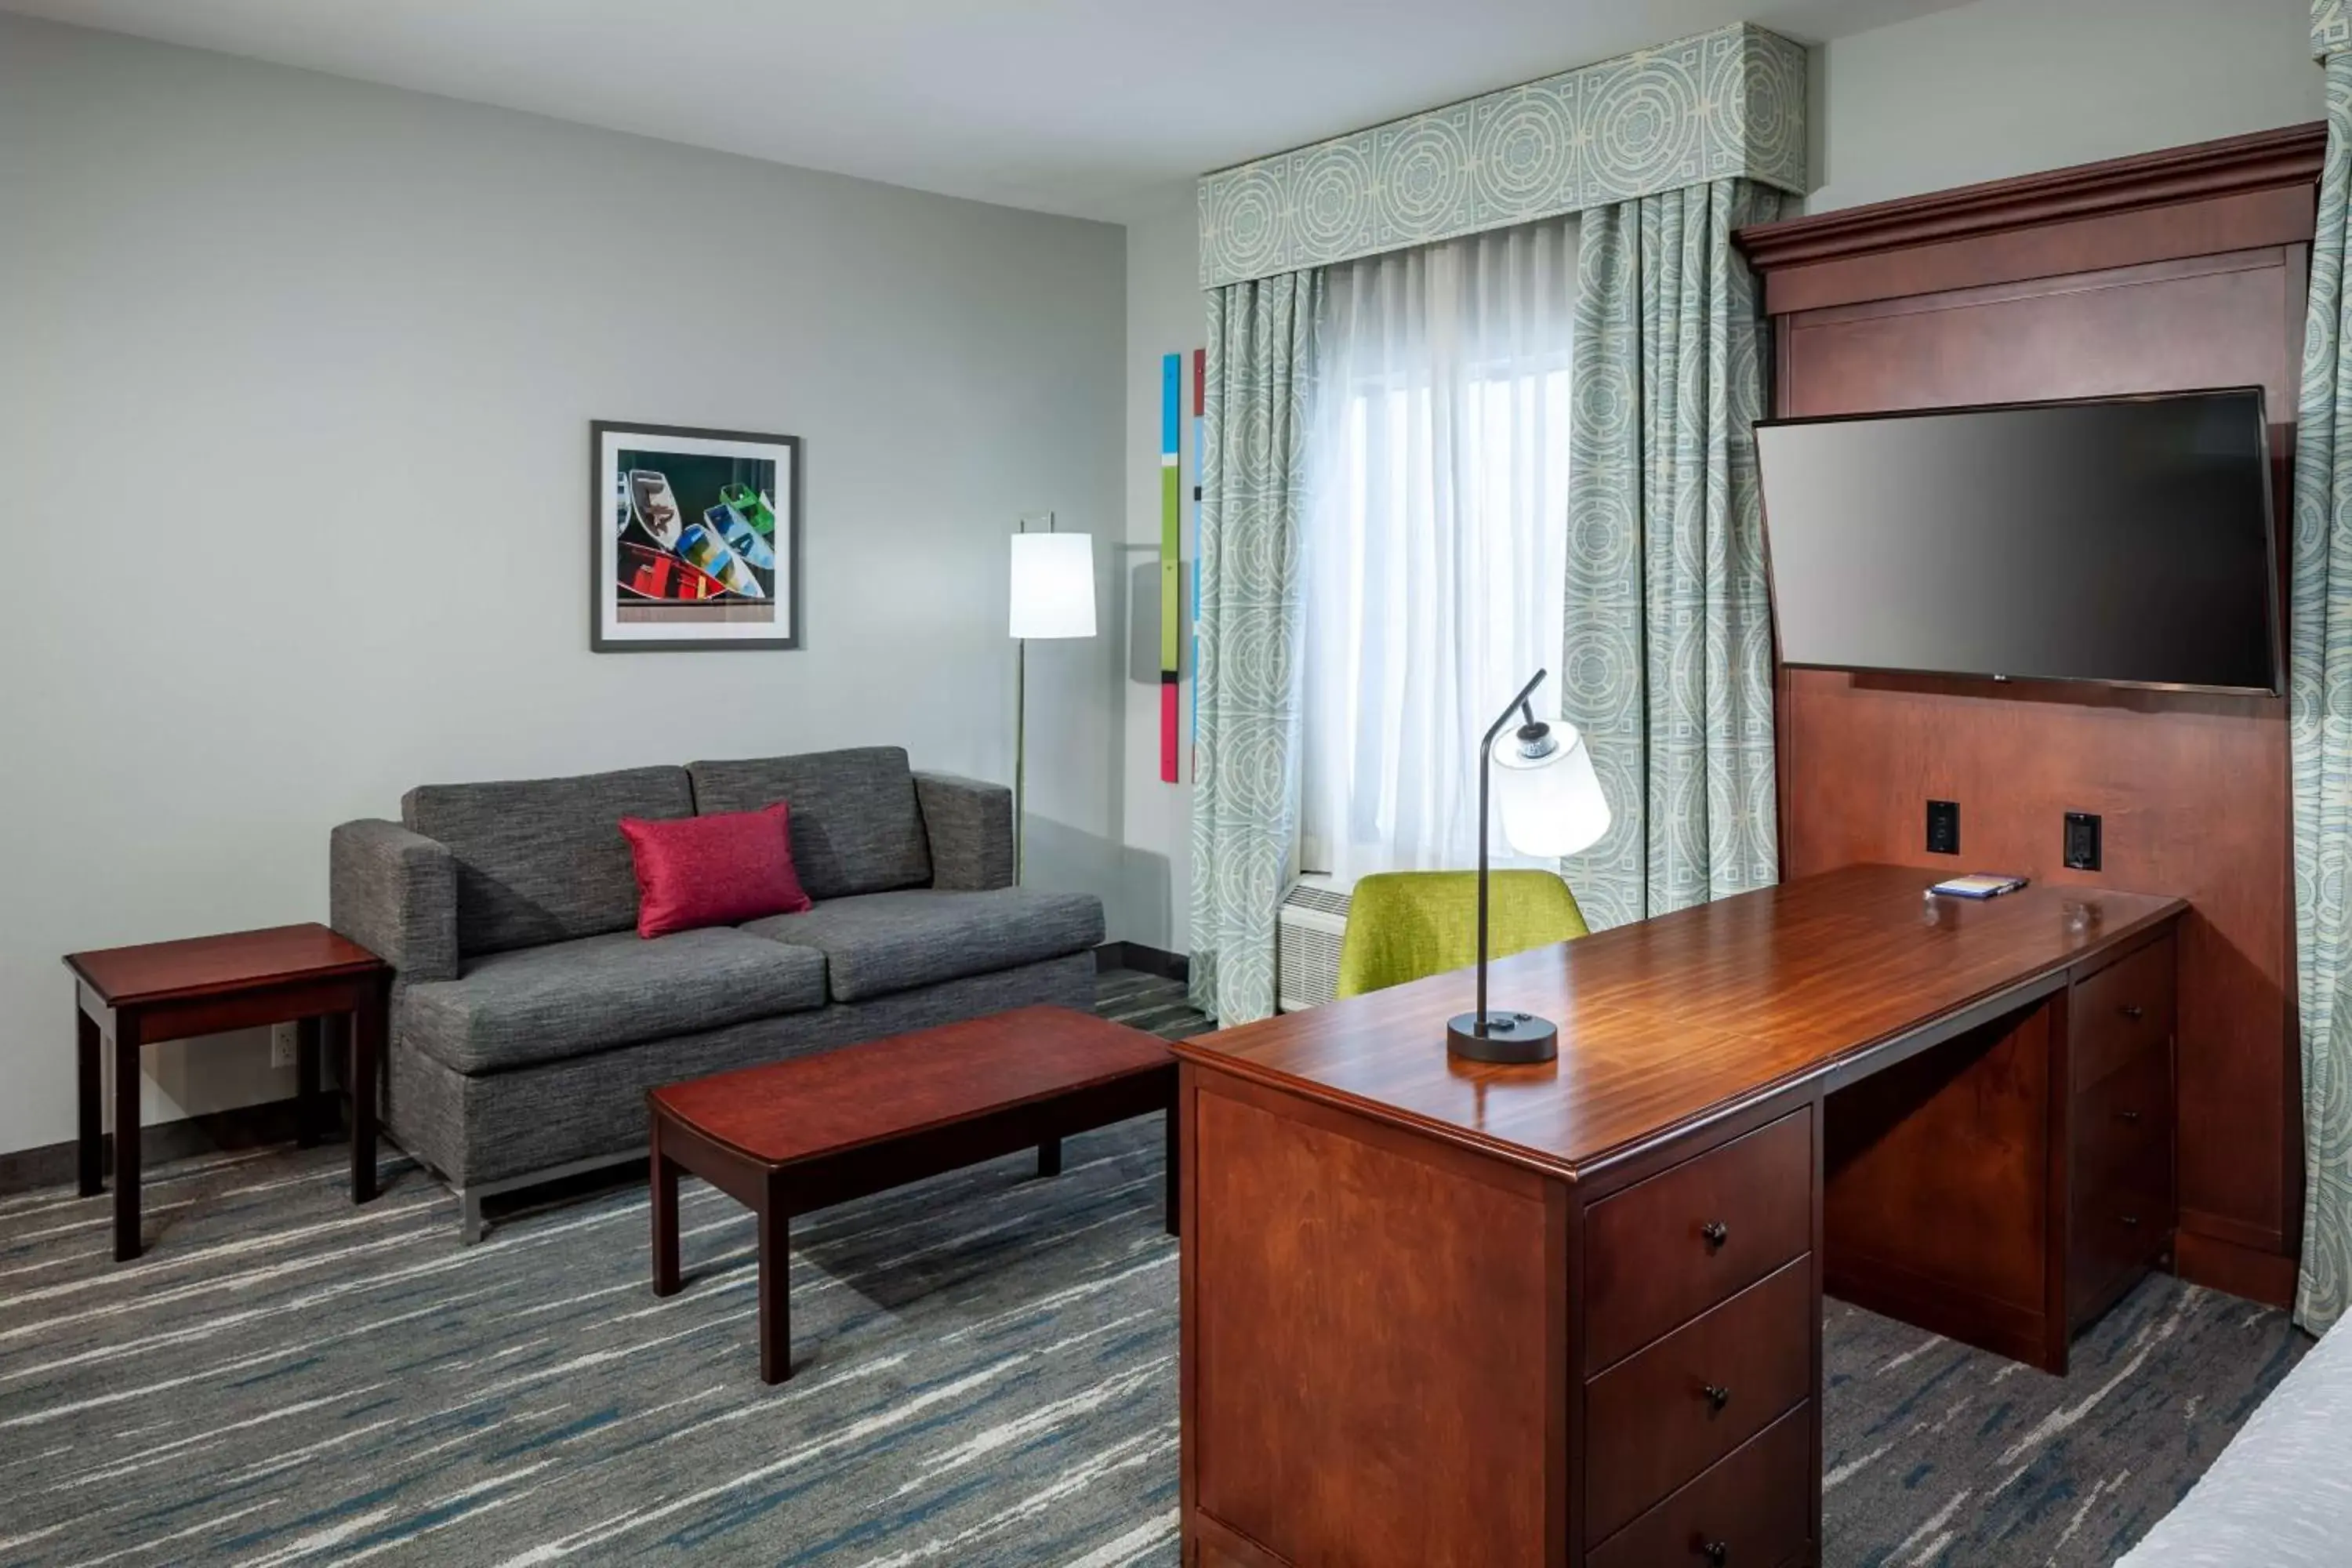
left=1300, top=216, right=1576, bottom=881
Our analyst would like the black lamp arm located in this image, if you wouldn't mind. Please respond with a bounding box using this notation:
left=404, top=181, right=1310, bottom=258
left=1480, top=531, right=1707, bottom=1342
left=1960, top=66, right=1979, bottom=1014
left=1474, top=669, right=1549, bottom=1035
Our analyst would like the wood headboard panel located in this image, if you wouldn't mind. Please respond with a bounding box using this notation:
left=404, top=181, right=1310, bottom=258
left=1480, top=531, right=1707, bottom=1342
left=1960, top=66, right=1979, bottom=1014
left=1736, top=125, right=2325, bottom=1307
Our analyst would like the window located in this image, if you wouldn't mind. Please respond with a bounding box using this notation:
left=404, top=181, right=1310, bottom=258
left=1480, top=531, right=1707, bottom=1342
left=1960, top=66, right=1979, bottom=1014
left=1299, top=216, right=1577, bottom=881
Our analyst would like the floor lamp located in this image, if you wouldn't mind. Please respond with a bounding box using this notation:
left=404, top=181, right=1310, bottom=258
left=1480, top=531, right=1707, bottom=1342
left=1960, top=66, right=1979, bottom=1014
left=1008, top=517, right=1096, bottom=883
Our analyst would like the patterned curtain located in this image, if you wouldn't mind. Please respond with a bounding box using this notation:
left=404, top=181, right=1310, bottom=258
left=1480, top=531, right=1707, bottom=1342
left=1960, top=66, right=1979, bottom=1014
left=2293, top=40, right=2352, bottom=1338
left=1559, top=179, right=1788, bottom=929
left=1189, top=271, right=1323, bottom=1024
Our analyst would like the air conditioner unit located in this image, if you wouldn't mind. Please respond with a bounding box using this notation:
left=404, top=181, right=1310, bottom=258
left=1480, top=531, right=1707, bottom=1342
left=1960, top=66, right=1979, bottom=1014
left=1276, top=875, right=1353, bottom=1012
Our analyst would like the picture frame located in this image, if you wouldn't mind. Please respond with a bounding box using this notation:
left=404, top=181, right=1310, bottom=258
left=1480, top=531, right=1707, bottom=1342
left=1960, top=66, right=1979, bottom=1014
left=590, top=420, right=804, bottom=652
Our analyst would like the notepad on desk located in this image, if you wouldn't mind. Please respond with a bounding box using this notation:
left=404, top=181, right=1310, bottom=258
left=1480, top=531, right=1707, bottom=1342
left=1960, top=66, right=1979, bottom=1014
left=1930, top=873, right=2031, bottom=899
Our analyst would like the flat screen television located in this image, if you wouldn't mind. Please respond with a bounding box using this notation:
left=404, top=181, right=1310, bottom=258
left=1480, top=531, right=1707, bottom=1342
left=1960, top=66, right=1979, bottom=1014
left=1754, top=389, right=2281, bottom=695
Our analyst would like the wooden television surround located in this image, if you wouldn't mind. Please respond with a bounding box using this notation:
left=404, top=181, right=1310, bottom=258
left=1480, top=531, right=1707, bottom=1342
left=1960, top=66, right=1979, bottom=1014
left=1735, top=125, right=2324, bottom=1308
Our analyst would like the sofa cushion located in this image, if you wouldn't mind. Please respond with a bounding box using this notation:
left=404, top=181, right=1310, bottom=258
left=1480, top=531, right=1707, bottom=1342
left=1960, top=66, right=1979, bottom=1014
left=386, top=949, right=1098, bottom=1187
left=405, top=766, right=693, bottom=956
left=687, top=748, right=931, bottom=900
left=740, top=887, right=1104, bottom=1003
left=399, top=927, right=826, bottom=1075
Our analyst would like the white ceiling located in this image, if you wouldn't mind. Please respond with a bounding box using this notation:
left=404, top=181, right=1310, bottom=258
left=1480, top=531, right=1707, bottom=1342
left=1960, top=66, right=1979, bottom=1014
left=4, top=0, right=1976, bottom=218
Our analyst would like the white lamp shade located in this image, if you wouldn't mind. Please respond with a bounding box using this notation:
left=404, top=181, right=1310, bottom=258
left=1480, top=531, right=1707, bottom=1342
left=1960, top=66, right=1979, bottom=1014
left=1493, top=720, right=1610, bottom=858
left=1009, top=532, right=1097, bottom=640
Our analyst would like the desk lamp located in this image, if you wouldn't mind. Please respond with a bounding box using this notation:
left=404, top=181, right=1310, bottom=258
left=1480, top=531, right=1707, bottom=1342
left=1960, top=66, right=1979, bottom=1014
left=1448, top=668, right=1611, bottom=1064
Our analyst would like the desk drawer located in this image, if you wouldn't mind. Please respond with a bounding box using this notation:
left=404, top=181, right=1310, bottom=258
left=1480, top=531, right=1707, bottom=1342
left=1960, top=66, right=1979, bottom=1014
left=2073, top=1041, right=2174, bottom=1322
left=1584, top=1256, right=1813, bottom=1546
left=2077, top=1040, right=2172, bottom=1199
left=2072, top=935, right=2175, bottom=1093
left=2074, top=1161, right=2172, bottom=1325
left=1585, top=1109, right=1813, bottom=1373
left=1586, top=1403, right=1813, bottom=1568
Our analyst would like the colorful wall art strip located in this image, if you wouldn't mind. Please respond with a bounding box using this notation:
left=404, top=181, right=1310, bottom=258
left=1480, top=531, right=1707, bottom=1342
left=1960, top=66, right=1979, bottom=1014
left=1160, top=351, right=1182, bottom=783
left=1191, top=346, right=1204, bottom=782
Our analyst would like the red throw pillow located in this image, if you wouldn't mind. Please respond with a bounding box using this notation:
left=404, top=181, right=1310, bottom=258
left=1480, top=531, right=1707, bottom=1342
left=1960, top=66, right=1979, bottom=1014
left=620, top=804, right=813, bottom=939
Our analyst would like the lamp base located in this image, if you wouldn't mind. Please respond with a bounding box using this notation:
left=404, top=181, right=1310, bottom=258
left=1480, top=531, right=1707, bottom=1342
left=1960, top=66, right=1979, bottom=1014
left=1446, top=1011, right=1559, bottom=1065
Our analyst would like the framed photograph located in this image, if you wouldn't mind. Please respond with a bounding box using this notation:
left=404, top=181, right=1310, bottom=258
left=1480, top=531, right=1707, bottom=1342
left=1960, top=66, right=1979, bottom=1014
left=591, top=421, right=802, bottom=652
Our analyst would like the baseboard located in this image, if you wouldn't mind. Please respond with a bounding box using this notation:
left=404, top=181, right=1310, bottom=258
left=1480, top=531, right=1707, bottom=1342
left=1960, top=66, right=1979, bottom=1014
left=2173, top=1228, right=2299, bottom=1310
left=1094, top=942, right=1190, bottom=982
left=0, top=1094, right=332, bottom=1199
left=2178, top=1207, right=2284, bottom=1255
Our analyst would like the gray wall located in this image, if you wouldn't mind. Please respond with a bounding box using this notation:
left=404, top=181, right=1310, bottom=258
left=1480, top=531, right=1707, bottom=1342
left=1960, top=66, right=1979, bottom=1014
left=1808, top=0, right=2321, bottom=214
left=1107, top=183, right=1203, bottom=956
left=0, top=14, right=1126, bottom=1158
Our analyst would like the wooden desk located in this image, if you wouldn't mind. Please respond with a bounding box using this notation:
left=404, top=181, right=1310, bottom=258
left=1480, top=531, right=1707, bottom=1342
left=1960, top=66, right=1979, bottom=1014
left=1171, top=865, right=2184, bottom=1568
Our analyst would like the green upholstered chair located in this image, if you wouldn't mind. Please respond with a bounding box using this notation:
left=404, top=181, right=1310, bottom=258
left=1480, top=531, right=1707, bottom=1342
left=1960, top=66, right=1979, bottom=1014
left=1333, top=869, right=1591, bottom=1000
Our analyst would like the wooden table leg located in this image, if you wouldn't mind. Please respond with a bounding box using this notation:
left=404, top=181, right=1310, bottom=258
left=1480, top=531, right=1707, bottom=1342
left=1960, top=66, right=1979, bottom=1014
left=758, top=1202, right=791, bottom=1385
left=77, top=1006, right=103, bottom=1196
left=1038, top=1136, right=1062, bottom=1178
left=296, top=1016, right=323, bottom=1149
left=651, top=1120, right=681, bottom=1298
left=350, top=993, right=382, bottom=1204
left=113, top=1011, right=142, bottom=1261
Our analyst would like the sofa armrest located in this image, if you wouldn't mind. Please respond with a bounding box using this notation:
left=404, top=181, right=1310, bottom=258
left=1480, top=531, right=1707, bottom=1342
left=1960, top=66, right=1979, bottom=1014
left=913, top=771, right=1014, bottom=891
left=330, top=818, right=459, bottom=981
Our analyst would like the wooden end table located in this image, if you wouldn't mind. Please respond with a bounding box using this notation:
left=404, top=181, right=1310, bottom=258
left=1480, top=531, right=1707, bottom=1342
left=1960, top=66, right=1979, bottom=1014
left=65, top=924, right=391, bottom=1261
left=648, top=1004, right=1178, bottom=1384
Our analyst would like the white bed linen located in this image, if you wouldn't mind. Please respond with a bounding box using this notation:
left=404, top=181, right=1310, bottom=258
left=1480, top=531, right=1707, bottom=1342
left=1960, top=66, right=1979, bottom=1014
left=2115, top=1318, right=2350, bottom=1566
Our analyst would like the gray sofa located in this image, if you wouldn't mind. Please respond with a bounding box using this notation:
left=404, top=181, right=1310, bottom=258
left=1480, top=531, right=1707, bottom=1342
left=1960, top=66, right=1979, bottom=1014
left=328, top=746, right=1104, bottom=1239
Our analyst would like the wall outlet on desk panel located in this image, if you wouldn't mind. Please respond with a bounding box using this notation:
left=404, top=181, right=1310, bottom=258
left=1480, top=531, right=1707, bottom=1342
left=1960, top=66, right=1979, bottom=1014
left=2064, top=811, right=2103, bottom=872
left=1926, top=799, right=1961, bottom=855
left=270, top=1022, right=299, bottom=1069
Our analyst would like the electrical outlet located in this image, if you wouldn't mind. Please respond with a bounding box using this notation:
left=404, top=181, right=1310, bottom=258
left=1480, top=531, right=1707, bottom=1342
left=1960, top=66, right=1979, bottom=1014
left=1926, top=799, right=1961, bottom=855
left=2064, top=811, right=2103, bottom=872
left=270, top=1022, right=299, bottom=1069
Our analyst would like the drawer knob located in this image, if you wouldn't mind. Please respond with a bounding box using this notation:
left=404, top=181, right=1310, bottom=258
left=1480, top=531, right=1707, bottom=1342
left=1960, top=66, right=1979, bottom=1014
left=2117, top=1109, right=2142, bottom=1124
left=1698, top=1541, right=1729, bottom=1566
left=2120, top=1214, right=2141, bottom=1228
left=2120, top=1004, right=2145, bottom=1021
left=1702, top=1383, right=1732, bottom=1414
left=1700, top=1220, right=1730, bottom=1252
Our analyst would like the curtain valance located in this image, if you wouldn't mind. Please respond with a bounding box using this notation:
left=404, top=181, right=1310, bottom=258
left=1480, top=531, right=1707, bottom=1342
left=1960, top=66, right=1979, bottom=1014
left=1196, top=23, right=1806, bottom=289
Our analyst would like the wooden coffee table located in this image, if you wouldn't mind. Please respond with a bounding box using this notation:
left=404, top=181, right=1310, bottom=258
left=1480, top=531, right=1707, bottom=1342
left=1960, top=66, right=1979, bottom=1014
left=65, top=923, right=391, bottom=1261
left=648, top=1004, right=1178, bottom=1383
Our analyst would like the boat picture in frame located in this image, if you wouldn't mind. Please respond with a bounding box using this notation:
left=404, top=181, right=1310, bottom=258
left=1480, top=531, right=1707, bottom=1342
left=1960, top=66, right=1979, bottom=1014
left=591, top=420, right=803, bottom=652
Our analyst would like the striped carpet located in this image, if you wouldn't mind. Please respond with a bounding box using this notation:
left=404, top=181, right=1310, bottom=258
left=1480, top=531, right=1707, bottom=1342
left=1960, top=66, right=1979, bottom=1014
left=0, top=974, right=2311, bottom=1566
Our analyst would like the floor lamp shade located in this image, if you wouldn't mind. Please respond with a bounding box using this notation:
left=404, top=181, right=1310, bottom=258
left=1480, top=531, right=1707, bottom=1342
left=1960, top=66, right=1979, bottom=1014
left=1009, top=533, right=1097, bottom=639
